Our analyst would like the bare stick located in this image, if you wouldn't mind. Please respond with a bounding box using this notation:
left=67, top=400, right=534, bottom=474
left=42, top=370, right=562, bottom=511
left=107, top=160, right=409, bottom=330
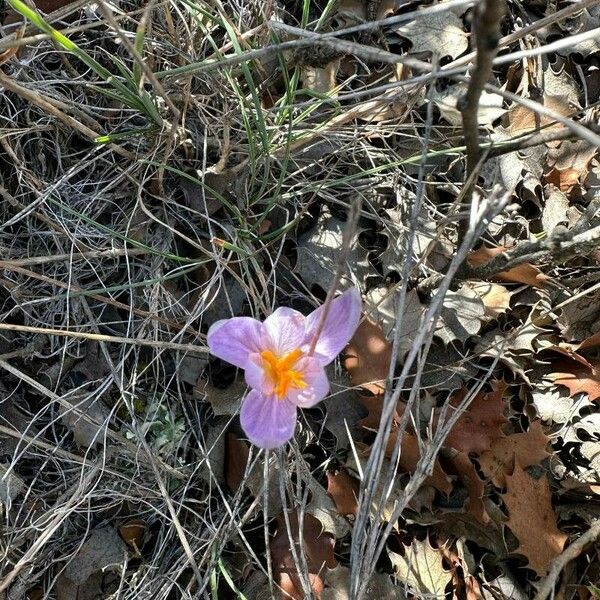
left=308, top=198, right=362, bottom=356
left=534, top=520, right=600, bottom=600
left=418, top=204, right=600, bottom=293
left=0, top=322, right=206, bottom=355
left=459, top=0, right=506, bottom=178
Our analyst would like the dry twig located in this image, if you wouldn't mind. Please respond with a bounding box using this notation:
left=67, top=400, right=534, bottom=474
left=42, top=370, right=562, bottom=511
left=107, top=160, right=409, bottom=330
left=534, top=520, right=600, bottom=600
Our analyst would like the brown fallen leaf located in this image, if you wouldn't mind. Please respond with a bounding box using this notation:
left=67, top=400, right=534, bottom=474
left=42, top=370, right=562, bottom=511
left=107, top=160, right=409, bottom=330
left=478, top=421, right=550, bottom=487
left=445, top=451, right=489, bottom=524
left=438, top=540, right=484, bottom=600
left=357, top=394, right=452, bottom=495
left=118, top=520, right=146, bottom=551
left=344, top=318, right=392, bottom=395
left=507, top=94, right=572, bottom=142
left=577, top=331, right=600, bottom=351
left=271, top=512, right=337, bottom=600
left=326, top=468, right=360, bottom=517
left=544, top=140, right=597, bottom=193
left=443, top=382, right=508, bottom=455
left=548, top=356, right=600, bottom=402
left=465, top=281, right=511, bottom=320
left=224, top=432, right=250, bottom=493
left=468, top=245, right=548, bottom=288
left=502, top=463, right=568, bottom=576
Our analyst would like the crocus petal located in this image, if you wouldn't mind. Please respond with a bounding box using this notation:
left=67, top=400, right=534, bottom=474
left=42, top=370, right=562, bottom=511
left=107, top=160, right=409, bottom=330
left=244, top=353, right=272, bottom=395
left=207, top=317, right=266, bottom=369
left=263, top=307, right=306, bottom=354
left=240, top=390, right=297, bottom=449
left=285, top=356, right=330, bottom=408
left=304, top=287, right=362, bottom=365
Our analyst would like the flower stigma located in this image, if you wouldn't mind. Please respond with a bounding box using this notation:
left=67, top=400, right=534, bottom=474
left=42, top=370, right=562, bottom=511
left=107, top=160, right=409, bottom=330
left=260, top=348, right=307, bottom=399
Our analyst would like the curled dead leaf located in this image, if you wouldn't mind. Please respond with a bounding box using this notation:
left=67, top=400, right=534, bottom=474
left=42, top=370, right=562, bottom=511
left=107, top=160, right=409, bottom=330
left=224, top=432, right=250, bottom=493
left=507, top=94, right=572, bottom=140
left=390, top=537, right=453, bottom=599
left=465, top=281, right=511, bottom=320
left=118, top=520, right=146, bottom=550
left=544, top=140, right=597, bottom=193
left=468, top=245, right=548, bottom=288
left=271, top=512, right=337, bottom=600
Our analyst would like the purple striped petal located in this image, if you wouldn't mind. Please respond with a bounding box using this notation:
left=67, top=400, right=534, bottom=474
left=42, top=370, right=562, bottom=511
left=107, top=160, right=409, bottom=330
left=304, top=287, right=362, bottom=365
left=240, top=390, right=297, bottom=449
left=285, top=356, right=329, bottom=408
left=263, top=307, right=307, bottom=354
left=207, top=317, right=266, bottom=369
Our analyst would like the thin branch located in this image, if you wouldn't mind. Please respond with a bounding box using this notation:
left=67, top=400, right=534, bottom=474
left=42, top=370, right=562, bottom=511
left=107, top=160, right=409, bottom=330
left=534, top=520, right=600, bottom=600
left=0, top=323, right=207, bottom=355
left=419, top=197, right=600, bottom=291
left=459, top=0, right=506, bottom=205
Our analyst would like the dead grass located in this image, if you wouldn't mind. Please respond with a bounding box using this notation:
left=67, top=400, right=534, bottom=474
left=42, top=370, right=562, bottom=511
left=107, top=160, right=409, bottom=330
left=1, top=0, right=599, bottom=598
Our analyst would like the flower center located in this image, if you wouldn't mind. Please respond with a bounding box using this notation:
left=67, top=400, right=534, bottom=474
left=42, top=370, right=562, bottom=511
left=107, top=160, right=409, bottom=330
left=260, top=348, right=307, bottom=399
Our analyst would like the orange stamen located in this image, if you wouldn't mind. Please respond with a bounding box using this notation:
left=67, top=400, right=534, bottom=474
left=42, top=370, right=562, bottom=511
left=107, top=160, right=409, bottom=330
left=260, top=348, right=307, bottom=399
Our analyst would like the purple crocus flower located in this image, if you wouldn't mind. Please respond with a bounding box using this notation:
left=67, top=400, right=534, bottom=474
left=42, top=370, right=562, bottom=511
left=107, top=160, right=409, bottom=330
left=207, top=288, right=362, bottom=449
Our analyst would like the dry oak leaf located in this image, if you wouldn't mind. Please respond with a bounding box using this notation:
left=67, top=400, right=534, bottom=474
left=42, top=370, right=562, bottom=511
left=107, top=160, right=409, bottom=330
left=558, top=286, right=600, bottom=344
left=390, top=537, right=453, bottom=599
left=344, top=317, right=392, bottom=395
left=436, top=283, right=486, bottom=344
left=443, top=382, right=508, bottom=456
left=478, top=420, right=550, bottom=487
left=544, top=140, right=597, bottom=193
left=63, top=526, right=126, bottom=585
left=439, top=540, right=484, bottom=600
left=507, top=94, right=573, bottom=141
left=468, top=245, right=548, bottom=288
left=321, top=565, right=405, bottom=600
left=501, top=463, right=568, bottom=576
left=548, top=355, right=600, bottom=402
left=465, top=281, right=511, bottom=320
left=294, top=210, right=370, bottom=293
left=326, top=468, right=360, bottom=517
left=394, top=10, right=468, bottom=60
left=445, top=451, right=489, bottom=524
left=271, top=512, right=337, bottom=600
left=357, top=395, right=452, bottom=495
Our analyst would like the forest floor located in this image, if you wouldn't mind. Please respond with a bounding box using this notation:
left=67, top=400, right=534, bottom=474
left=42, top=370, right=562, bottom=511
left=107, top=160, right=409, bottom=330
left=0, top=0, right=600, bottom=598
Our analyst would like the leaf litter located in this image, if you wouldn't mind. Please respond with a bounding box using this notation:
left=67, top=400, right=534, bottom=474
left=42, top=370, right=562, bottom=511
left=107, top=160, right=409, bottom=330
left=1, top=0, right=600, bottom=598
